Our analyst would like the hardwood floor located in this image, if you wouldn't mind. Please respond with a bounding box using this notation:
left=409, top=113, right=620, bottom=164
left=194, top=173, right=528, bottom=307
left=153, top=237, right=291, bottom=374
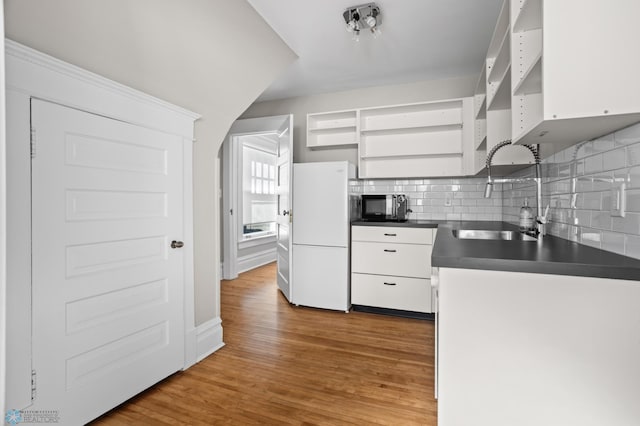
left=93, top=262, right=437, bottom=425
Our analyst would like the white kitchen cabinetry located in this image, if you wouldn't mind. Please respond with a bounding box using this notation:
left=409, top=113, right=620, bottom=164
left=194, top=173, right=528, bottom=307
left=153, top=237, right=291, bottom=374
left=471, top=66, right=488, bottom=174
left=351, top=226, right=433, bottom=313
left=358, top=98, right=474, bottom=179
left=485, top=0, right=533, bottom=170
left=509, top=0, right=640, bottom=147
left=306, top=109, right=358, bottom=148
left=437, top=268, right=640, bottom=426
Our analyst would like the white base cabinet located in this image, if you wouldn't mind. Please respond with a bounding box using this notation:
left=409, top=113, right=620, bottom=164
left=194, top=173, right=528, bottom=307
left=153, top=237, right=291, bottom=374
left=351, top=226, right=434, bottom=313
left=436, top=268, right=640, bottom=426
left=352, top=274, right=430, bottom=313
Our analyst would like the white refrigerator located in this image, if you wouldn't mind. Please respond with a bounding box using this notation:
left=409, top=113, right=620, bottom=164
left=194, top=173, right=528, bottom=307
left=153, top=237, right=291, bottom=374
left=292, top=161, right=357, bottom=312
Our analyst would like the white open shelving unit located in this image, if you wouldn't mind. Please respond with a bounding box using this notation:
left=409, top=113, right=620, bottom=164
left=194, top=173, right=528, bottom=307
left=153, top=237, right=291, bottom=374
left=357, top=98, right=473, bottom=179
left=485, top=0, right=533, bottom=170
left=306, top=109, right=359, bottom=148
left=510, top=0, right=543, bottom=144
left=473, top=66, right=488, bottom=174
left=509, top=0, right=640, bottom=149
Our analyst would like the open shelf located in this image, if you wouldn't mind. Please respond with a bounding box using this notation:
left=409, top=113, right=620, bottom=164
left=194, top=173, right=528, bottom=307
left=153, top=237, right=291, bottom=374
left=359, top=155, right=466, bottom=178
left=307, top=140, right=358, bottom=148
left=360, top=122, right=462, bottom=135
left=475, top=94, right=487, bottom=119
left=353, top=97, right=472, bottom=178
left=513, top=0, right=542, bottom=32
left=360, top=100, right=463, bottom=133
left=361, top=151, right=463, bottom=160
left=308, top=125, right=356, bottom=132
left=487, top=64, right=512, bottom=110
left=307, top=109, right=358, bottom=148
left=486, top=1, right=510, bottom=58
left=487, top=27, right=511, bottom=84
left=475, top=123, right=487, bottom=150
left=476, top=135, right=487, bottom=151
left=513, top=54, right=542, bottom=96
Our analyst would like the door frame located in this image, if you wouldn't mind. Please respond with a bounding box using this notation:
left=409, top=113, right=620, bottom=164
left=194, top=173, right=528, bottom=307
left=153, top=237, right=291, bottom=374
left=0, top=3, right=8, bottom=419
left=221, top=115, right=292, bottom=280
left=4, top=40, right=201, bottom=409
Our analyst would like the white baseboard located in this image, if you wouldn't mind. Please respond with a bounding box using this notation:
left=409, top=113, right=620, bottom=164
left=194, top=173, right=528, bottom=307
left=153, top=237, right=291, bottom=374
left=237, top=247, right=276, bottom=274
left=183, top=326, right=198, bottom=369
left=196, top=317, right=224, bottom=363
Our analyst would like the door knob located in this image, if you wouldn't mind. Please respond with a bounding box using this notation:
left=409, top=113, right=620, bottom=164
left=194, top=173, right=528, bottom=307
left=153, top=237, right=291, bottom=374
left=282, top=210, right=290, bottom=216
left=171, top=240, right=184, bottom=249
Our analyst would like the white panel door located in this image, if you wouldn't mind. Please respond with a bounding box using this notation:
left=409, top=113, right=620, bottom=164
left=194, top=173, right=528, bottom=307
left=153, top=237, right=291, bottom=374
left=276, top=115, right=293, bottom=302
left=292, top=162, right=349, bottom=247
left=30, top=99, right=185, bottom=425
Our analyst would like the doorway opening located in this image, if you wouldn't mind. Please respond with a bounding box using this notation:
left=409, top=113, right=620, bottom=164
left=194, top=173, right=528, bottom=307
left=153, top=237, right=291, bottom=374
left=224, top=132, right=278, bottom=276
left=220, top=115, right=293, bottom=303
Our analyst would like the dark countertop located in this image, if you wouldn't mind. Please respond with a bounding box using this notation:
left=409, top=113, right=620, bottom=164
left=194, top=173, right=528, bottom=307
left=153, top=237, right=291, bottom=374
left=351, top=219, right=445, bottom=228
left=351, top=220, right=640, bottom=281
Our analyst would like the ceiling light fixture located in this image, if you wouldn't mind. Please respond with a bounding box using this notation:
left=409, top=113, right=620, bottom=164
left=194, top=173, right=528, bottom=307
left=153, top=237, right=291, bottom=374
left=343, top=3, right=381, bottom=41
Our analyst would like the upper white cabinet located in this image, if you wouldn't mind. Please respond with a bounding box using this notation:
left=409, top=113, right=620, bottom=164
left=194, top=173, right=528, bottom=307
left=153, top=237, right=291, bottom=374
left=358, top=98, right=474, bottom=179
left=306, top=109, right=358, bottom=148
left=510, top=0, right=640, bottom=147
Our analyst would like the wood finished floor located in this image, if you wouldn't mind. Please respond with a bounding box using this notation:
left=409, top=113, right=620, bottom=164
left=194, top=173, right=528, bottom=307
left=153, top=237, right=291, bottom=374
left=93, top=262, right=437, bottom=425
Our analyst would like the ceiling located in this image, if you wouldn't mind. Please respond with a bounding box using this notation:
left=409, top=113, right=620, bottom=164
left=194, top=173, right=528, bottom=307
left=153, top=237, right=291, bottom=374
left=248, top=0, right=503, bottom=102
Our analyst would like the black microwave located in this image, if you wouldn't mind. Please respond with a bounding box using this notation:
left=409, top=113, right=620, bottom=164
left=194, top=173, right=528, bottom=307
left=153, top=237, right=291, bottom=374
left=361, top=194, right=409, bottom=222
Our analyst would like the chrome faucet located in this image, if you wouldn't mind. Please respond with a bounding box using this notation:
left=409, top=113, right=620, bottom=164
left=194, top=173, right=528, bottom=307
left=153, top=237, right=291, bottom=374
left=484, top=140, right=548, bottom=237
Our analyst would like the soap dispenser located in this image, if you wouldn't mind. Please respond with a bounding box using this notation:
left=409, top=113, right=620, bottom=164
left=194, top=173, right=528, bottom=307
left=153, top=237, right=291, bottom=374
left=519, top=198, right=534, bottom=232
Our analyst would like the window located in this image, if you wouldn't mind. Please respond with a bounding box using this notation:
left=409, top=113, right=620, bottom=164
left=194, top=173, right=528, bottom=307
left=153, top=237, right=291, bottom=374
left=241, top=140, right=277, bottom=240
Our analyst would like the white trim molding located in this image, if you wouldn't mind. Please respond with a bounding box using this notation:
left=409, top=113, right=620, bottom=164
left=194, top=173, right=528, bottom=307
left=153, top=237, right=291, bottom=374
left=5, top=39, right=200, bottom=136
left=196, top=318, right=225, bottom=363
left=238, top=248, right=277, bottom=274
left=0, top=7, right=8, bottom=420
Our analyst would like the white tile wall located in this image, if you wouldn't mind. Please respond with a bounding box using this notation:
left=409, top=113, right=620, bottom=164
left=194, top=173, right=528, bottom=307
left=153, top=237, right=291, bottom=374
left=350, top=178, right=503, bottom=221
left=503, top=121, right=640, bottom=258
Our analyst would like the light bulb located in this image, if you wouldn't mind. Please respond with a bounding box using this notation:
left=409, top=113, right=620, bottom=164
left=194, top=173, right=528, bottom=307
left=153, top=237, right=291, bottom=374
left=371, top=26, right=382, bottom=38
left=352, top=29, right=360, bottom=42
left=365, top=15, right=376, bottom=28
left=346, top=19, right=357, bottom=33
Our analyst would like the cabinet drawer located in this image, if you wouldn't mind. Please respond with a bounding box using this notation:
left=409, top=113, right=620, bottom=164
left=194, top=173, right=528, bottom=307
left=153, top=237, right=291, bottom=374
left=352, top=226, right=433, bottom=244
left=352, top=273, right=431, bottom=313
left=352, top=241, right=431, bottom=278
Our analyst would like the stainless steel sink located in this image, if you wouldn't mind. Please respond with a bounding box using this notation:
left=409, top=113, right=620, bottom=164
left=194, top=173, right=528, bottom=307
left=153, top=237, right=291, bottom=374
left=452, top=229, right=537, bottom=241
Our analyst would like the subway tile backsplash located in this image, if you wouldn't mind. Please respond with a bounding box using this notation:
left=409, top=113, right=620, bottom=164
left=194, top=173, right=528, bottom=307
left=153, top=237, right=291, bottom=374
left=503, top=121, right=640, bottom=259
left=350, top=178, right=503, bottom=221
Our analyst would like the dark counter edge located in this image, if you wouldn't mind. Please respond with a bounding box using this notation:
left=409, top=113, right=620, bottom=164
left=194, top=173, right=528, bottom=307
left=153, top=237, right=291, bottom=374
left=352, top=220, right=640, bottom=282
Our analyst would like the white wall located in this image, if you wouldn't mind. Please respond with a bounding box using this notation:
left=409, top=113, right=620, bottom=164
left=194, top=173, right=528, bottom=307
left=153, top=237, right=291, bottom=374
left=241, top=75, right=477, bottom=164
left=4, top=0, right=297, bottom=325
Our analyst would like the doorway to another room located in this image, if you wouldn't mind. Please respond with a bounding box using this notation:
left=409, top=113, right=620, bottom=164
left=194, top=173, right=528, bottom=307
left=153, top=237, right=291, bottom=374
left=229, top=132, right=278, bottom=273
left=221, top=114, right=293, bottom=302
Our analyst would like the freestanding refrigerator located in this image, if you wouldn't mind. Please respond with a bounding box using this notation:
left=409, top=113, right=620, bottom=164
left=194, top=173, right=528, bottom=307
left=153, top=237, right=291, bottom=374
left=292, top=161, right=357, bottom=312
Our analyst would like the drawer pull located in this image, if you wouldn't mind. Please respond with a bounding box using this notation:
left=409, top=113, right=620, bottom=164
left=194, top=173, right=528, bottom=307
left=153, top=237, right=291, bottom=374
left=384, top=233, right=397, bottom=236
left=383, top=249, right=397, bottom=253
left=383, top=282, right=397, bottom=286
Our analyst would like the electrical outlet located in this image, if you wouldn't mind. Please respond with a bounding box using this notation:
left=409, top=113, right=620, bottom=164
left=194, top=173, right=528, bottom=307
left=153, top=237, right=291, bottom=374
left=611, top=181, right=626, bottom=218
left=444, top=193, right=452, bottom=207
